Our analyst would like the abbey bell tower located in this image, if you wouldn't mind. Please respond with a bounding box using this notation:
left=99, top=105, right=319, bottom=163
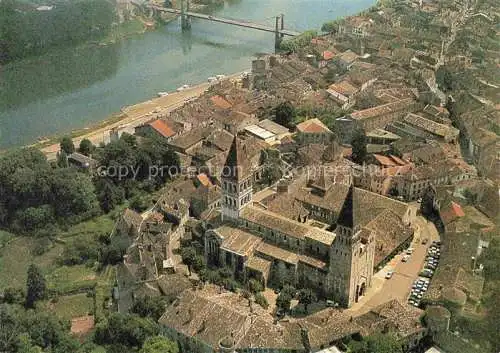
left=221, top=136, right=253, bottom=221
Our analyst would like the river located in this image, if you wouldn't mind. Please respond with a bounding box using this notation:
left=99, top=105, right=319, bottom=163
left=0, top=0, right=374, bottom=149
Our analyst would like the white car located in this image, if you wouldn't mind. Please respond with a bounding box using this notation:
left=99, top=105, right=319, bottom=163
left=402, top=254, right=411, bottom=262
left=385, top=270, right=394, bottom=279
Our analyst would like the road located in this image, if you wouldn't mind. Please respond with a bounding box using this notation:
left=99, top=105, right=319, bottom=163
left=348, top=212, right=440, bottom=314
left=39, top=83, right=211, bottom=160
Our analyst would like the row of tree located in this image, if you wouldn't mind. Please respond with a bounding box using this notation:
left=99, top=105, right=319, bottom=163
left=0, top=0, right=116, bottom=64
left=0, top=148, right=100, bottom=233
left=1, top=263, right=179, bottom=353
left=0, top=131, right=179, bottom=234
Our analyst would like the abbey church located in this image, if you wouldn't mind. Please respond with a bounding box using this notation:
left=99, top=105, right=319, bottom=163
left=204, top=136, right=415, bottom=307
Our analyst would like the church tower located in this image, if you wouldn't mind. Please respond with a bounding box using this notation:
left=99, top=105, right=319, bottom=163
left=221, top=136, right=253, bottom=221
left=329, top=185, right=376, bottom=307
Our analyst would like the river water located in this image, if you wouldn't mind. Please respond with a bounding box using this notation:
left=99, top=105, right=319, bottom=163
left=0, top=0, right=374, bottom=149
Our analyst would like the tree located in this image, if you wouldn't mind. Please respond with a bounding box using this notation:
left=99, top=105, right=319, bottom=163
left=241, top=289, right=252, bottom=307
left=2, top=287, right=25, bottom=304
left=140, top=336, right=178, bottom=353
left=25, top=264, right=46, bottom=308
left=348, top=333, right=402, bottom=353
left=276, top=290, right=292, bottom=313
left=100, top=235, right=130, bottom=265
left=79, top=138, right=94, bottom=156
left=254, top=292, right=269, bottom=309
left=56, top=150, right=69, bottom=168
left=276, top=285, right=295, bottom=314
left=95, top=178, right=125, bottom=213
left=131, top=296, right=166, bottom=321
left=51, top=168, right=100, bottom=220
left=356, top=90, right=379, bottom=109
left=181, top=247, right=197, bottom=276
left=17, top=333, right=43, bottom=353
left=351, top=128, right=367, bottom=164
left=298, top=288, right=316, bottom=313
left=60, top=137, right=75, bottom=155
left=94, top=313, right=158, bottom=349
left=436, top=67, right=454, bottom=92
left=273, top=101, right=296, bottom=128
left=247, top=279, right=264, bottom=294
left=420, top=187, right=434, bottom=217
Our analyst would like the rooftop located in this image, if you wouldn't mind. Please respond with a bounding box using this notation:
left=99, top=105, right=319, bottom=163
left=149, top=119, right=176, bottom=138
left=296, top=118, right=332, bottom=134
left=244, top=124, right=275, bottom=140
left=258, top=119, right=290, bottom=136
left=350, top=98, right=415, bottom=121
left=337, top=50, right=358, bottom=64
left=215, top=226, right=263, bottom=257
left=241, top=205, right=311, bottom=239
left=328, top=80, right=360, bottom=97
left=256, top=241, right=298, bottom=265
left=403, top=113, right=459, bottom=138
left=245, top=255, right=272, bottom=275
left=210, top=95, right=232, bottom=109
left=366, top=128, right=401, bottom=140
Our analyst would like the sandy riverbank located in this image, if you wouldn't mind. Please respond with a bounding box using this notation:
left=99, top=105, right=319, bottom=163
left=39, top=71, right=246, bottom=160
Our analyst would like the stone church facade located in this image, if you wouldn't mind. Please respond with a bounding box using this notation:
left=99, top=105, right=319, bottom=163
left=202, top=136, right=388, bottom=307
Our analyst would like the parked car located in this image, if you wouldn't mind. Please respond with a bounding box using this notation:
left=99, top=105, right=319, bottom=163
left=406, top=248, right=414, bottom=255
left=420, top=269, right=434, bottom=278
left=385, top=270, right=394, bottom=279
left=326, top=300, right=337, bottom=307
left=402, top=254, right=411, bottom=262
left=422, top=238, right=429, bottom=245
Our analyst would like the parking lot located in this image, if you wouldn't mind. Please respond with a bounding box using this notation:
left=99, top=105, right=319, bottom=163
left=350, top=215, right=440, bottom=314
left=408, top=241, right=441, bottom=307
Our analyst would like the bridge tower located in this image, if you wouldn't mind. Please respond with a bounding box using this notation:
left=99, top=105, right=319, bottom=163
left=274, top=14, right=284, bottom=49
left=181, top=0, right=191, bottom=31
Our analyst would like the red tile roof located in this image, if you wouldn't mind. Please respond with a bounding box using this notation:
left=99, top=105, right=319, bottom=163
left=196, top=173, right=213, bottom=187
left=389, top=155, right=408, bottom=166
left=149, top=119, right=176, bottom=138
left=440, top=201, right=465, bottom=224
left=322, top=50, right=336, bottom=61
left=373, top=154, right=398, bottom=167
left=210, top=95, right=232, bottom=109
left=296, top=118, right=331, bottom=134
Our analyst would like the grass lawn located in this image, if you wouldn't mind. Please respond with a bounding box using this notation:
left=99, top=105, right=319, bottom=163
left=0, top=237, right=62, bottom=290
left=0, top=230, right=15, bottom=250
left=45, top=264, right=116, bottom=319
left=57, top=214, right=115, bottom=240
left=42, top=293, right=94, bottom=321
left=46, top=265, right=97, bottom=293
left=95, top=265, right=116, bottom=320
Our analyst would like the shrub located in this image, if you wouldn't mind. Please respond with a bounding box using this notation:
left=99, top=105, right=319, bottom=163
left=254, top=293, right=269, bottom=309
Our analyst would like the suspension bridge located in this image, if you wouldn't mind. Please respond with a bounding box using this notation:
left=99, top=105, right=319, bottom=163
left=145, top=0, right=302, bottom=48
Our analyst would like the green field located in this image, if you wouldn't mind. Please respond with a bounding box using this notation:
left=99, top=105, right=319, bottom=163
left=42, top=293, right=94, bottom=321
left=0, top=214, right=117, bottom=321
left=0, top=236, right=62, bottom=290
left=0, top=230, right=15, bottom=247
left=57, top=214, right=115, bottom=240
left=46, top=265, right=98, bottom=293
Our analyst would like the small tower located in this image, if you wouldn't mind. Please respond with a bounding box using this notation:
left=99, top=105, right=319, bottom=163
left=329, top=185, right=376, bottom=307
left=221, top=136, right=253, bottom=221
